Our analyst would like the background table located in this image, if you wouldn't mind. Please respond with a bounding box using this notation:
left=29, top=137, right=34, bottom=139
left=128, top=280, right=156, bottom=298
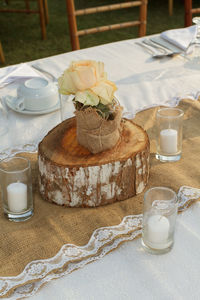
left=0, top=35, right=200, bottom=299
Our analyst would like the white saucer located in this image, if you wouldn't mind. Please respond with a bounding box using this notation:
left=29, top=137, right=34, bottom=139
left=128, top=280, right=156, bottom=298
left=4, top=95, right=60, bottom=115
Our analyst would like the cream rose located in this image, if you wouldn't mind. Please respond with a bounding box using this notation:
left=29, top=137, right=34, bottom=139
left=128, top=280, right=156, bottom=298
left=58, top=60, right=107, bottom=95
left=91, top=80, right=117, bottom=105
left=75, top=90, right=99, bottom=106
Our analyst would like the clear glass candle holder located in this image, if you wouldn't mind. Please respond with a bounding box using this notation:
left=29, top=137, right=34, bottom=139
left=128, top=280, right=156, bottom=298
left=156, top=107, right=184, bottom=162
left=0, top=156, right=33, bottom=222
left=142, top=187, right=178, bottom=254
left=59, top=94, right=75, bottom=121
left=184, top=17, right=200, bottom=66
left=0, top=100, right=8, bottom=136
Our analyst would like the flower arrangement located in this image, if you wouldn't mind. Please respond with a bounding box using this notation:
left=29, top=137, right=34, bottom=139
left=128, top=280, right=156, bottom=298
left=58, top=60, right=123, bottom=154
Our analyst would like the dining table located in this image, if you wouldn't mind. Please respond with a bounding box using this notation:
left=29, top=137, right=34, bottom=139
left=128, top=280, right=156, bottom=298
left=0, top=32, right=200, bottom=300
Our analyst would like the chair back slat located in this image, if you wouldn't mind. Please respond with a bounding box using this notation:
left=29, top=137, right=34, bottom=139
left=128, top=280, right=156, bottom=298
left=78, top=21, right=141, bottom=36
left=192, top=8, right=200, bottom=14
left=66, top=0, right=148, bottom=51
left=75, top=2, right=142, bottom=16
left=0, top=9, right=39, bottom=13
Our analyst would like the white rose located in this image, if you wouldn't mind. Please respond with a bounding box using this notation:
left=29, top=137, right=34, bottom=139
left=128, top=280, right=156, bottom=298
left=75, top=90, right=99, bottom=106
left=58, top=60, right=107, bottom=95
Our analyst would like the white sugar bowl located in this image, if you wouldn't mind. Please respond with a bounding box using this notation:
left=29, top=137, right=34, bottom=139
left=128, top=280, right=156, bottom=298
left=16, top=78, right=59, bottom=111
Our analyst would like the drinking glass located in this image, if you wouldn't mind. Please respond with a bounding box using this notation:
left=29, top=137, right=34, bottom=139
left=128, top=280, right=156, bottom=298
left=0, top=99, right=8, bottom=136
left=142, top=187, right=178, bottom=254
left=156, top=107, right=184, bottom=162
left=0, top=156, right=33, bottom=222
left=185, top=17, right=200, bottom=65
left=59, top=94, right=75, bottom=121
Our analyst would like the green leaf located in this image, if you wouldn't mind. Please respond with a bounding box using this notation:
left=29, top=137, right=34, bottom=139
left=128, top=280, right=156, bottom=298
left=74, top=99, right=116, bottom=120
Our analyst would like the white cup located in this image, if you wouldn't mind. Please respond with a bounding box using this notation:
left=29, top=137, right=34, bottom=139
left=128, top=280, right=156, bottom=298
left=16, top=78, right=58, bottom=111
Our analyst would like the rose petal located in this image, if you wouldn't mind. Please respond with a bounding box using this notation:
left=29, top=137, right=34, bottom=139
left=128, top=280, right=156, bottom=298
left=58, top=70, right=78, bottom=94
left=75, top=90, right=99, bottom=106
left=91, top=80, right=117, bottom=105
left=71, top=66, right=97, bottom=90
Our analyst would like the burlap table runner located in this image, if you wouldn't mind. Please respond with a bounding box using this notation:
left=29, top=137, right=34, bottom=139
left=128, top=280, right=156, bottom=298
left=1, top=99, right=200, bottom=279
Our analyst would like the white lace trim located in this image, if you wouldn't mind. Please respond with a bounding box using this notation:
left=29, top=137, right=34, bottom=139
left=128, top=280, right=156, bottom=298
left=123, top=92, right=199, bottom=119
left=0, top=144, right=38, bottom=160
left=0, top=186, right=199, bottom=299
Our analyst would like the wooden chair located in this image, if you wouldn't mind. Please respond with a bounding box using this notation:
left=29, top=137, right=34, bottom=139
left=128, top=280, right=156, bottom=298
left=0, top=42, right=5, bottom=64
left=66, top=0, right=148, bottom=51
left=185, top=0, right=200, bottom=27
left=168, top=0, right=173, bottom=16
left=0, top=0, right=49, bottom=40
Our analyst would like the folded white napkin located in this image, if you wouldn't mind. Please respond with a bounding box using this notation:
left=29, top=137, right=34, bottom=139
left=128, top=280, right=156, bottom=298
left=161, top=25, right=197, bottom=51
left=0, top=63, right=46, bottom=88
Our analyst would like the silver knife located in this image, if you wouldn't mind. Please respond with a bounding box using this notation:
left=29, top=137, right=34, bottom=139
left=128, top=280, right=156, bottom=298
left=31, top=64, right=57, bottom=82
left=135, top=42, right=175, bottom=58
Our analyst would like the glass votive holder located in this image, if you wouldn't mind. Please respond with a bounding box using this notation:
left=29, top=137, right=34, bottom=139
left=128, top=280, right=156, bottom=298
left=59, top=94, right=75, bottom=121
left=0, top=100, right=8, bottom=136
left=156, top=107, right=184, bottom=162
left=142, top=187, right=178, bottom=254
left=0, top=156, right=33, bottom=222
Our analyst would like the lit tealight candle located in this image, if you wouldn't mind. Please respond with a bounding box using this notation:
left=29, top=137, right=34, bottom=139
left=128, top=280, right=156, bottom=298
left=146, top=214, right=170, bottom=250
left=160, top=129, right=177, bottom=154
left=7, top=182, right=27, bottom=213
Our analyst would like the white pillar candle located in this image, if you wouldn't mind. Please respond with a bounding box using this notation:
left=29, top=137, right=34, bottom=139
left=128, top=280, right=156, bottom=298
left=7, top=182, right=27, bottom=213
left=160, top=129, right=177, bottom=154
left=146, top=214, right=170, bottom=249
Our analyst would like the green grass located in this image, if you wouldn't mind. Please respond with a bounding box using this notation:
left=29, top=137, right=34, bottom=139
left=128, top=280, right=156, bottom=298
left=0, top=0, right=199, bottom=66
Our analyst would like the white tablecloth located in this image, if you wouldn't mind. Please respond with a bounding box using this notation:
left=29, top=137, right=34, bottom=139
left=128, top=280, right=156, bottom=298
left=31, top=203, right=200, bottom=300
left=1, top=36, right=200, bottom=299
left=1, top=36, right=200, bottom=156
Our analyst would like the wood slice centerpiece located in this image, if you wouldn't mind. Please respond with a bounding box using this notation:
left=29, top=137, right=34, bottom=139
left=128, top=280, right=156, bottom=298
left=38, top=117, right=150, bottom=207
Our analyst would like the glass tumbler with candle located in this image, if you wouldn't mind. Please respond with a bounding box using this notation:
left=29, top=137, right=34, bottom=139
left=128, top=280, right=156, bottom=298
left=142, top=187, right=178, bottom=254
left=156, top=107, right=184, bottom=162
left=0, top=156, right=33, bottom=222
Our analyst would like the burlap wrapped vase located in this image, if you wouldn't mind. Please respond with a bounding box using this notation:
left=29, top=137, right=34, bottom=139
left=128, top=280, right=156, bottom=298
left=75, top=105, right=123, bottom=154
